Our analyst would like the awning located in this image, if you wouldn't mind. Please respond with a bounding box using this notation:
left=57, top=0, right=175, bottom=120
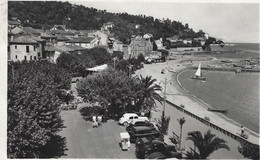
left=86, top=64, right=108, bottom=72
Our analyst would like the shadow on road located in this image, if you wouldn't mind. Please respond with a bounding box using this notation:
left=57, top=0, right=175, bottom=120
left=38, top=134, right=68, bottom=158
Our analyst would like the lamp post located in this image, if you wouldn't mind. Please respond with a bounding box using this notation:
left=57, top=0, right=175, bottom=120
left=159, top=78, right=171, bottom=126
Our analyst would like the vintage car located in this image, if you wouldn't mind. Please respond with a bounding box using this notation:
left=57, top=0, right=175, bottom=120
left=135, top=137, right=182, bottom=159
left=119, top=113, right=149, bottom=126
left=126, top=121, right=155, bottom=132
left=126, top=126, right=161, bottom=143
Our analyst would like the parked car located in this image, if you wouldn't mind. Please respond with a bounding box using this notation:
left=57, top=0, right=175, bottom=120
left=127, top=126, right=161, bottom=143
left=119, top=113, right=149, bottom=126
left=126, top=121, right=155, bottom=132
left=135, top=138, right=182, bottom=159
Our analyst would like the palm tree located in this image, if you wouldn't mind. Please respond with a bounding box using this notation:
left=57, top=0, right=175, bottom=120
left=135, top=75, right=163, bottom=110
left=178, top=117, right=186, bottom=150
left=186, top=130, right=230, bottom=159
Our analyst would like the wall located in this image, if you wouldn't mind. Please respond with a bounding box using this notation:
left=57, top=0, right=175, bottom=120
left=10, top=44, right=38, bottom=61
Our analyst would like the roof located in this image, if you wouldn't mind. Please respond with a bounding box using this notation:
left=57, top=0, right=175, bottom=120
left=86, top=64, right=108, bottom=72
left=40, top=33, right=58, bottom=39
left=11, top=27, right=24, bottom=35
left=67, top=37, right=95, bottom=43
left=133, top=126, right=154, bottom=131
left=44, top=44, right=73, bottom=52
left=65, top=45, right=86, bottom=51
left=31, top=36, right=46, bottom=42
left=8, top=20, right=21, bottom=25
left=23, top=27, right=41, bottom=36
left=53, top=25, right=66, bottom=30
left=57, top=35, right=70, bottom=41
left=10, top=35, right=38, bottom=44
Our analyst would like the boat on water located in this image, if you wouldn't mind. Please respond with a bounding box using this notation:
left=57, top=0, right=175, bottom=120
left=191, top=62, right=206, bottom=81
left=207, top=108, right=228, bottom=114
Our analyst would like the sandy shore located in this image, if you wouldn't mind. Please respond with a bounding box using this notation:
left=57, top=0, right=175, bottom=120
left=135, top=55, right=259, bottom=158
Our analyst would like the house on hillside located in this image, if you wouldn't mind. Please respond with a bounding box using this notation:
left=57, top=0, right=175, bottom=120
left=183, top=38, right=192, bottom=44
left=101, top=22, right=114, bottom=32
left=88, top=30, right=116, bottom=46
left=40, top=33, right=58, bottom=45
left=128, top=35, right=153, bottom=58
left=143, top=33, right=153, bottom=40
left=52, top=25, right=67, bottom=30
left=65, top=37, right=100, bottom=49
left=23, top=27, right=41, bottom=36
left=112, top=40, right=124, bottom=52
left=57, top=36, right=70, bottom=46
left=8, top=35, right=42, bottom=61
left=8, top=19, right=21, bottom=28
left=50, top=29, right=75, bottom=39
left=154, top=38, right=164, bottom=50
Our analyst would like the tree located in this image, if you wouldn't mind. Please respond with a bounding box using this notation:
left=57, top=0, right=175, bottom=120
left=238, top=142, right=259, bottom=160
left=185, top=130, right=230, bottom=159
left=177, top=117, right=186, bottom=150
left=135, top=75, right=163, bottom=111
left=8, top=61, right=69, bottom=158
left=137, top=53, right=145, bottom=62
left=77, top=67, right=139, bottom=118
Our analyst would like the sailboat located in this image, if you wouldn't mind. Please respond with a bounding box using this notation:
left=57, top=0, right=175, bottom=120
left=191, top=62, right=206, bottom=81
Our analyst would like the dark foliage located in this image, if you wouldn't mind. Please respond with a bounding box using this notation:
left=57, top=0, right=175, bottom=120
left=8, top=1, right=205, bottom=44
left=7, top=61, right=70, bottom=158
left=238, top=142, right=259, bottom=160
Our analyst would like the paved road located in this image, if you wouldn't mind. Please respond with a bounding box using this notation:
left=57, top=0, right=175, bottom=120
left=59, top=107, right=136, bottom=158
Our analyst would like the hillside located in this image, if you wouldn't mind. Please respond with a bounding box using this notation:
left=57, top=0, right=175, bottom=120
left=8, top=1, right=206, bottom=44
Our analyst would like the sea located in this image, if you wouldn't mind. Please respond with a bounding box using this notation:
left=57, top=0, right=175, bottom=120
left=178, top=43, right=260, bottom=134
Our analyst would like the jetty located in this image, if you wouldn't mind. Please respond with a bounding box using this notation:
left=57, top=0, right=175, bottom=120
left=207, top=108, right=228, bottom=114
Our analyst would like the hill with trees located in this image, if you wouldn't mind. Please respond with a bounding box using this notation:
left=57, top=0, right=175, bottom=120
left=8, top=1, right=206, bottom=44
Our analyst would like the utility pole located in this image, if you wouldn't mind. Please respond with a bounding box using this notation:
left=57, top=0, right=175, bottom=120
left=159, top=78, right=171, bottom=129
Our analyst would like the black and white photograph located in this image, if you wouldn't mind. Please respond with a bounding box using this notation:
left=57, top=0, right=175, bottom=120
left=1, top=0, right=260, bottom=159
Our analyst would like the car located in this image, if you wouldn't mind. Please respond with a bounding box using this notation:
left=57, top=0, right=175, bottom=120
left=126, top=121, right=155, bottom=132
left=119, top=113, right=149, bottom=126
left=135, top=138, right=182, bottom=159
left=127, top=126, right=161, bottom=143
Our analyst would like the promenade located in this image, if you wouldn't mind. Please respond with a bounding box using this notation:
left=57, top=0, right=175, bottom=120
left=135, top=55, right=259, bottom=158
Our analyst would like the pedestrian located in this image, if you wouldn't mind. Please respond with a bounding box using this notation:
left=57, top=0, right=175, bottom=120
left=92, top=121, right=98, bottom=128
left=92, top=115, right=97, bottom=122
left=97, top=115, right=102, bottom=126
left=241, top=126, right=245, bottom=135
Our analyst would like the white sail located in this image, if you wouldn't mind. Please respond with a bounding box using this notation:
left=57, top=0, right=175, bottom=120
left=195, top=62, right=202, bottom=77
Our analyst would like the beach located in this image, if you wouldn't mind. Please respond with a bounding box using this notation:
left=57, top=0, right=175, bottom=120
left=135, top=54, right=259, bottom=158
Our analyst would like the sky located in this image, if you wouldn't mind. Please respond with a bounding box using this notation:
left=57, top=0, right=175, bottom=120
left=69, top=0, right=259, bottom=43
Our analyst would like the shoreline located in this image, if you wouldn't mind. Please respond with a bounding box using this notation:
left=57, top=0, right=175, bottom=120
left=175, top=69, right=259, bottom=137
left=135, top=57, right=259, bottom=146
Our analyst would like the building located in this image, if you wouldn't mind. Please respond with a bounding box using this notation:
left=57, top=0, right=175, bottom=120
left=101, top=22, right=114, bottom=32
left=8, top=19, right=21, bottom=28
left=65, top=37, right=100, bottom=49
left=154, top=38, right=164, bottom=50
left=128, top=35, right=153, bottom=58
left=112, top=40, right=124, bottom=52
left=8, top=35, right=42, bottom=61
left=88, top=30, right=110, bottom=46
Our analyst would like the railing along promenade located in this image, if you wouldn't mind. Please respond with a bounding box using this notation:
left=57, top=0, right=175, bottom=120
left=164, top=98, right=259, bottom=146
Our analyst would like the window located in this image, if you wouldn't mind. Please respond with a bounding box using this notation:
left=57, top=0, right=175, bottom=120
left=132, top=46, right=134, bottom=50
left=15, top=45, right=17, bottom=49
left=8, top=46, right=10, bottom=52
left=34, top=46, right=36, bottom=51
left=24, top=56, right=27, bottom=60
left=30, top=56, right=32, bottom=60
left=34, top=56, right=36, bottom=60
left=26, top=46, right=29, bottom=53
left=38, top=52, right=41, bottom=57
left=15, top=55, right=17, bottom=59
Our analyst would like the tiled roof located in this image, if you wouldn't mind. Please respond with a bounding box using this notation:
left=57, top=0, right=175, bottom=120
left=11, top=27, right=24, bottom=35
left=8, top=20, right=21, bottom=25
left=65, top=45, right=86, bottom=51
left=31, top=36, right=46, bottom=42
left=67, top=37, right=95, bottom=43
left=57, top=35, right=70, bottom=41
left=10, top=35, right=38, bottom=44
left=41, top=33, right=58, bottom=39
left=23, top=27, right=41, bottom=36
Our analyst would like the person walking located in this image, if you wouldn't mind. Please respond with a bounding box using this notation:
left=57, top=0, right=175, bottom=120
left=97, top=115, right=102, bottom=126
